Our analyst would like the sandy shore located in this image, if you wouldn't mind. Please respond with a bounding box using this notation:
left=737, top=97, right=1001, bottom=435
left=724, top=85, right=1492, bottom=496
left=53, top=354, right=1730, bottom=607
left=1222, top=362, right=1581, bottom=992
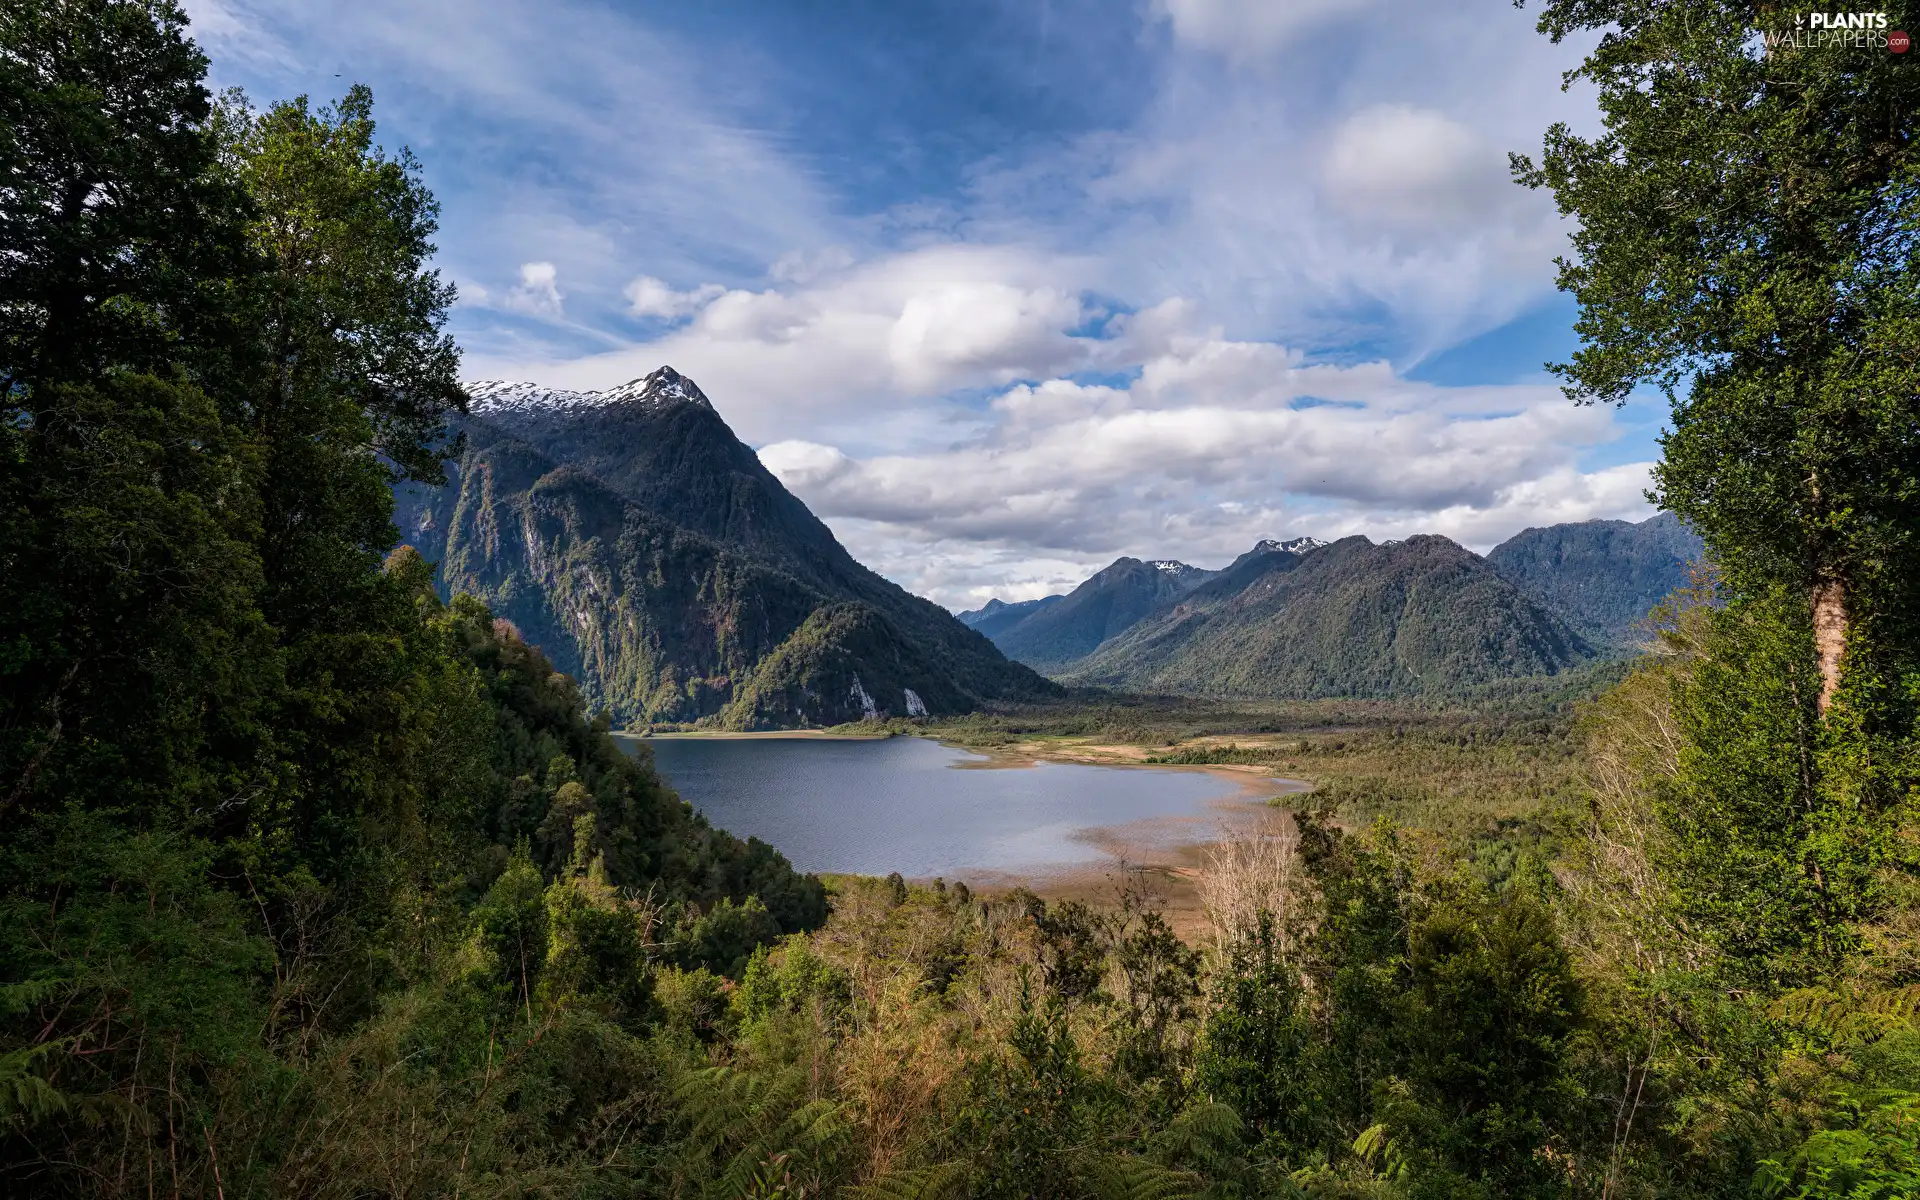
left=619, top=727, right=1314, bottom=939
left=921, top=737, right=1313, bottom=939
left=618, top=729, right=893, bottom=741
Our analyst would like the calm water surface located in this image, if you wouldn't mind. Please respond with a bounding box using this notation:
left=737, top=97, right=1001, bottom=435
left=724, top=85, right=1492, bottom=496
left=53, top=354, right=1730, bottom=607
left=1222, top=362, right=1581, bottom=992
left=618, top=735, right=1272, bottom=877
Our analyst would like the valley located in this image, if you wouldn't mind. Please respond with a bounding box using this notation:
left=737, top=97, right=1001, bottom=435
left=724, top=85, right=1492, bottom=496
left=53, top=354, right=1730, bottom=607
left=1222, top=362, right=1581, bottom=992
left=19, top=6, right=1913, bottom=1192
left=399, top=366, right=1701, bottom=733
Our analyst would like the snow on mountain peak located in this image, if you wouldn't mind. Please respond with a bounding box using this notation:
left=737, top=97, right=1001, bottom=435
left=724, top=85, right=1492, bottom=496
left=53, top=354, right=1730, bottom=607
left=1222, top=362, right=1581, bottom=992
left=1148, top=559, right=1193, bottom=575
left=464, top=366, right=713, bottom=417
left=1253, top=537, right=1326, bottom=555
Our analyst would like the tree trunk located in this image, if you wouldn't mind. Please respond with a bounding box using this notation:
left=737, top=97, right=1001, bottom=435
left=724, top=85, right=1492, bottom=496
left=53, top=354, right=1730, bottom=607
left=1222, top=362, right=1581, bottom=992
left=1811, top=575, right=1847, bottom=713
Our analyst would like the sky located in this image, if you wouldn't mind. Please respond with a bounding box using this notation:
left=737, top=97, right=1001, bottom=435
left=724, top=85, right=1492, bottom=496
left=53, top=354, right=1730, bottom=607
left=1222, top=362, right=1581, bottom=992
left=184, top=0, right=1665, bottom=611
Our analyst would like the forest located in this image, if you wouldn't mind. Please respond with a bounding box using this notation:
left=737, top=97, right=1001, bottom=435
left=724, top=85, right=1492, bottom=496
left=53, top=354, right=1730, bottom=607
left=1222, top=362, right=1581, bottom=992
left=4, top=1, right=1919, bottom=1197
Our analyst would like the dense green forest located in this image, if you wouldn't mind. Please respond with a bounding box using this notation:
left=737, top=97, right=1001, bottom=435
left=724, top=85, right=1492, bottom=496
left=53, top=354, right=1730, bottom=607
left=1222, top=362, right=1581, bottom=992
left=4, top=1, right=1920, bottom=1197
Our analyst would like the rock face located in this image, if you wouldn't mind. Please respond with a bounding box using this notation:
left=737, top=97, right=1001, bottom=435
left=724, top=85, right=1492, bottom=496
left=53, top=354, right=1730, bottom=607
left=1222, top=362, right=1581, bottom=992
left=1060, top=536, right=1594, bottom=698
left=1485, top=512, right=1704, bottom=648
left=395, top=368, right=1055, bottom=728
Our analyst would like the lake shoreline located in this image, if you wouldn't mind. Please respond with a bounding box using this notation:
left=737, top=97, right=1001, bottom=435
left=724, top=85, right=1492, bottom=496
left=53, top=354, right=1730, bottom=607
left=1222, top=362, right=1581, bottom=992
left=922, top=737, right=1315, bottom=804
left=620, top=728, right=893, bottom=741
left=620, top=730, right=1313, bottom=938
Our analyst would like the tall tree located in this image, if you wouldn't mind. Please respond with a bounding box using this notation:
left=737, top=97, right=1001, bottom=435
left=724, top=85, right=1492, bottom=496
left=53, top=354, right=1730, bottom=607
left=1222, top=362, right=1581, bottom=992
left=1515, top=0, right=1920, bottom=712
left=210, top=88, right=467, bottom=877
left=0, top=0, right=267, bottom=819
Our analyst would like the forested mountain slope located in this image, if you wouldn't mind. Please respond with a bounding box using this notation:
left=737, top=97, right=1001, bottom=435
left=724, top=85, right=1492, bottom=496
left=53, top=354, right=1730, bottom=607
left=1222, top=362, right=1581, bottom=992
left=1063, top=535, right=1594, bottom=697
left=396, top=368, right=1054, bottom=727
left=1486, top=511, right=1704, bottom=646
left=985, top=556, right=1216, bottom=671
left=955, top=595, right=1060, bottom=637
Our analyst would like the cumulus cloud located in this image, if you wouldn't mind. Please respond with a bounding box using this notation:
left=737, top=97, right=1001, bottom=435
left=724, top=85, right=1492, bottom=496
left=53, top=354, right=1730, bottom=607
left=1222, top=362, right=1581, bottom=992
left=468, top=244, right=1102, bottom=445
left=467, top=238, right=1652, bottom=611
left=758, top=326, right=1655, bottom=607
left=504, top=261, right=564, bottom=317
left=201, top=0, right=1628, bottom=607
left=625, top=276, right=727, bottom=319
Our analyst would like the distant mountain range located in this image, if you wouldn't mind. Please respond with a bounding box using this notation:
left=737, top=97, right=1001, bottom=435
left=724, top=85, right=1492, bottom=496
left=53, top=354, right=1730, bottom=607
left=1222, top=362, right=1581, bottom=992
left=1484, top=512, right=1703, bottom=645
left=958, top=557, right=1219, bottom=672
left=961, top=513, right=1701, bottom=699
left=396, top=368, right=1053, bottom=728
left=397, top=367, right=1702, bottom=719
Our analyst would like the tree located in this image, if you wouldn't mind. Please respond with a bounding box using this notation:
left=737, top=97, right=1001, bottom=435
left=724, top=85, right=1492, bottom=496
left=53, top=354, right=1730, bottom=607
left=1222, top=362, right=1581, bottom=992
left=0, top=0, right=247, bottom=392
left=0, top=0, right=267, bottom=820
left=1515, top=0, right=1920, bottom=713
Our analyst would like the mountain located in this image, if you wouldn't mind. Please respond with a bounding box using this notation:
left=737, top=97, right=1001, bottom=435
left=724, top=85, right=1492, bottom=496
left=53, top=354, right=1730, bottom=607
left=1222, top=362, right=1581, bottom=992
left=1224, top=537, right=1326, bottom=573
left=987, top=557, right=1218, bottom=671
left=1485, top=512, right=1704, bottom=647
left=955, top=596, right=1061, bottom=638
left=396, top=368, right=1054, bottom=728
left=1061, top=535, right=1593, bottom=698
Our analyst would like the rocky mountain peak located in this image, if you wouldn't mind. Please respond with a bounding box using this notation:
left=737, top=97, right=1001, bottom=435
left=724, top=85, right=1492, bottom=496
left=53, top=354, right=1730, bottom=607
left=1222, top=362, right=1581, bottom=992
left=605, top=365, right=713, bottom=409
left=463, top=365, right=715, bottom=419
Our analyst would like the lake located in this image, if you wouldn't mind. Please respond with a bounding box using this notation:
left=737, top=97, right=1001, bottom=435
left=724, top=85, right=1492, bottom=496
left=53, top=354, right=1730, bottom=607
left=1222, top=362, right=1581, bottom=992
left=616, top=734, right=1291, bottom=879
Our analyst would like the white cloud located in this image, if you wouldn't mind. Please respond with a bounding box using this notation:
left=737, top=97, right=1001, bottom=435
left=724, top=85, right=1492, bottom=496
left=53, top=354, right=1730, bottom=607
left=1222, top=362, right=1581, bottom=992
left=1153, top=0, right=1378, bottom=58
left=757, top=327, right=1655, bottom=607
left=198, top=0, right=1630, bottom=608
left=504, top=261, right=564, bottom=317
left=1321, top=105, right=1511, bottom=230
left=624, top=276, right=728, bottom=319
left=466, top=244, right=1102, bottom=446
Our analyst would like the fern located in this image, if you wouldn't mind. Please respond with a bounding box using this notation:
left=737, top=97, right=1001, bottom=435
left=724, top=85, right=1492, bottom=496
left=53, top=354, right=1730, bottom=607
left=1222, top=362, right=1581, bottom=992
left=1074, top=1151, right=1205, bottom=1200
left=1774, top=985, right=1920, bottom=1049
left=1352, top=1122, right=1410, bottom=1181
left=1152, top=1101, right=1245, bottom=1178
left=849, top=1161, right=971, bottom=1200
left=0, top=1040, right=77, bottom=1126
left=676, top=1063, right=850, bottom=1196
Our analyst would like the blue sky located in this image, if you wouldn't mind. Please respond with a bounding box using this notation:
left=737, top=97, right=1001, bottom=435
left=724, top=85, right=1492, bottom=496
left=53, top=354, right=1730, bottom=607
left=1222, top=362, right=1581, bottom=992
left=186, top=0, right=1662, bottom=609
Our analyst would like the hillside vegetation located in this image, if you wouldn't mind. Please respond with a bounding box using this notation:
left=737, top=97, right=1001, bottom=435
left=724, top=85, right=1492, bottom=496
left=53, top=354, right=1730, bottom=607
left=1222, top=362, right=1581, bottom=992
left=990, top=557, right=1214, bottom=671
left=1486, top=511, right=1704, bottom=646
left=1066, top=535, right=1594, bottom=697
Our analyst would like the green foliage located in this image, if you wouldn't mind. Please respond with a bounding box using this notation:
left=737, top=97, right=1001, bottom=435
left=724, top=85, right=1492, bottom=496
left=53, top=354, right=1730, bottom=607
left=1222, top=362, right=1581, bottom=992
left=472, top=843, right=548, bottom=1020
left=950, top=987, right=1165, bottom=1199
left=682, top=895, right=786, bottom=979
left=1655, top=591, right=1919, bottom=984
left=1291, top=817, right=1586, bottom=1197
left=674, top=1062, right=852, bottom=1197
left=735, top=938, right=853, bottom=1025
left=1518, top=0, right=1920, bottom=721
left=0, top=5, right=825, bottom=1191
left=1197, top=912, right=1319, bottom=1154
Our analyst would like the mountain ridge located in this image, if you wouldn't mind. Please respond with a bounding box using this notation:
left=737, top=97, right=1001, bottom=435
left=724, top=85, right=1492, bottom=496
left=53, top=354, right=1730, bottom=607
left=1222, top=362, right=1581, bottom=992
left=1063, top=534, right=1594, bottom=698
left=1485, top=512, right=1703, bottom=647
left=988, top=556, right=1218, bottom=671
